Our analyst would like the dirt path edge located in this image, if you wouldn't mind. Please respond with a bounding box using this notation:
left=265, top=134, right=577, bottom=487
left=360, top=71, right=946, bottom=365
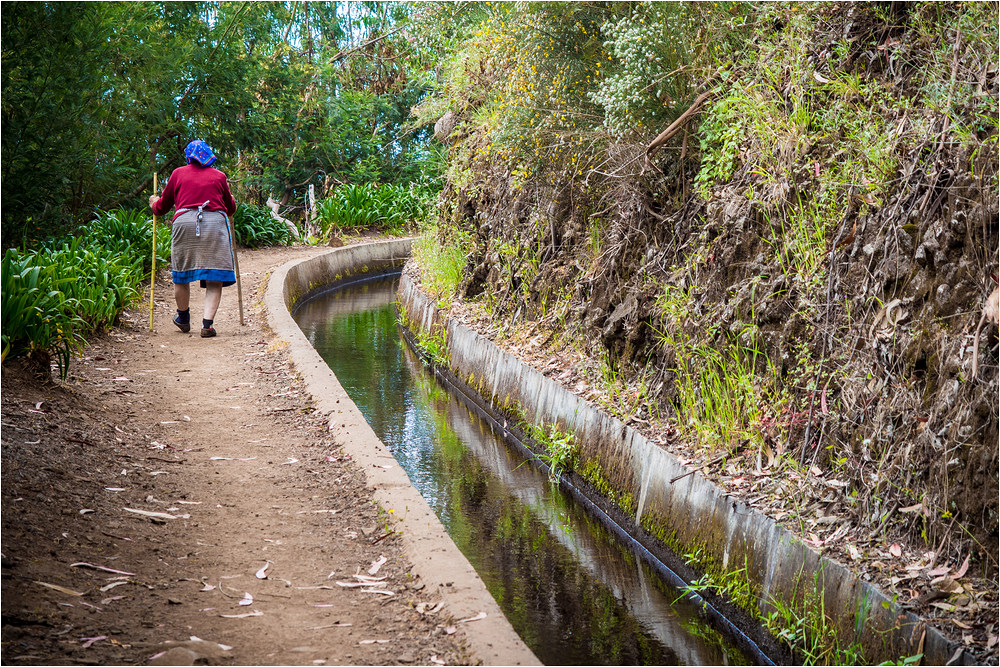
left=264, top=241, right=540, bottom=667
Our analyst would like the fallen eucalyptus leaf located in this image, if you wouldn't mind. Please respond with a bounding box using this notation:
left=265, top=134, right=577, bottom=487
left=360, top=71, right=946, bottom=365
left=457, top=611, right=487, bottom=624
left=35, top=581, right=84, bottom=596
left=188, top=636, right=233, bottom=651
left=367, top=556, right=387, bottom=576
left=123, top=507, right=189, bottom=520
left=336, top=580, right=386, bottom=588
left=99, top=580, right=130, bottom=592
left=71, top=562, right=136, bottom=576
left=220, top=610, right=263, bottom=618
left=955, top=554, right=970, bottom=579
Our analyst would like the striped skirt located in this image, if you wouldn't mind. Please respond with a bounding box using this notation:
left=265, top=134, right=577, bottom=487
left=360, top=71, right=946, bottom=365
left=170, top=210, right=236, bottom=286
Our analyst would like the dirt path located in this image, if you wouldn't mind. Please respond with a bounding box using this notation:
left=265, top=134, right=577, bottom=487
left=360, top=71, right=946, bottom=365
left=1, top=246, right=476, bottom=665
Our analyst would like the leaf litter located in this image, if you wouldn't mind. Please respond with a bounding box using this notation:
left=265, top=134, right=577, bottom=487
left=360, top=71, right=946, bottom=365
left=0, top=249, right=473, bottom=667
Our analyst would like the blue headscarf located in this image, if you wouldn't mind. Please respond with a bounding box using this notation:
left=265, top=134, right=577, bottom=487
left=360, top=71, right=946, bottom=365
left=185, top=140, right=217, bottom=167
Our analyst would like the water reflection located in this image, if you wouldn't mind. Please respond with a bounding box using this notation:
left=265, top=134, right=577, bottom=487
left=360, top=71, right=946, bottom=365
left=293, top=275, right=750, bottom=666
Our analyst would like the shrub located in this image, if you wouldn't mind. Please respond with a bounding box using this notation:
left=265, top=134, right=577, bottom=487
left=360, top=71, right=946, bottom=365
left=232, top=204, right=292, bottom=248
left=41, top=237, right=143, bottom=331
left=315, top=182, right=433, bottom=237
left=3, top=210, right=157, bottom=378
left=2, top=248, right=84, bottom=376
left=85, top=207, right=170, bottom=271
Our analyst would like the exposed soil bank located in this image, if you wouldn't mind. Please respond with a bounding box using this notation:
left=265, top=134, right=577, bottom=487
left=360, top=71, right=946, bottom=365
left=421, top=4, right=997, bottom=661
left=398, top=270, right=977, bottom=666
left=264, top=239, right=539, bottom=666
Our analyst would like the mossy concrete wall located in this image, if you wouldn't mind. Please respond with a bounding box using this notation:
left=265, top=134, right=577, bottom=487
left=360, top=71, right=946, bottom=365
left=280, top=239, right=411, bottom=312
left=398, top=272, right=969, bottom=666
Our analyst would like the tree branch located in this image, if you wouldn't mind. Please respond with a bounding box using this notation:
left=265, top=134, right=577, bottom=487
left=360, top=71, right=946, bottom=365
left=327, top=26, right=404, bottom=64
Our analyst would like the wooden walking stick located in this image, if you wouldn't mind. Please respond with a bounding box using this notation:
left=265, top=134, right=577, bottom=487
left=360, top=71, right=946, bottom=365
left=149, top=173, right=158, bottom=331
left=227, top=212, right=245, bottom=326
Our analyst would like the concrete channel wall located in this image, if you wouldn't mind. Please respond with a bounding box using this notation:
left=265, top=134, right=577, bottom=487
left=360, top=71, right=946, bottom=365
left=397, top=272, right=969, bottom=666
left=266, top=240, right=540, bottom=667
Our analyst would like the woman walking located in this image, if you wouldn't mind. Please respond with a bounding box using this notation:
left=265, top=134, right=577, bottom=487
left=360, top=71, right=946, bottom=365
left=150, top=140, right=238, bottom=337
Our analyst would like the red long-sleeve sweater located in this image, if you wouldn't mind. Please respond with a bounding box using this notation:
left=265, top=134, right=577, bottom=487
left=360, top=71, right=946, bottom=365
left=151, top=164, right=237, bottom=221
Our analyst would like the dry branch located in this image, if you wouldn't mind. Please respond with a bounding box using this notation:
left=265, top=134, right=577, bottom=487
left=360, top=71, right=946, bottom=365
left=644, top=87, right=717, bottom=170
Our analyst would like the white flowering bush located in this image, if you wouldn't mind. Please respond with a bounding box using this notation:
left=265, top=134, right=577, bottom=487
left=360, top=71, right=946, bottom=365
left=590, top=3, right=701, bottom=136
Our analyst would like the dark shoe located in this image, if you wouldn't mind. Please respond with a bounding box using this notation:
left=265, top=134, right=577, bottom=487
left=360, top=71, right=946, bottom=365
left=173, top=315, right=191, bottom=333
left=200, top=326, right=216, bottom=338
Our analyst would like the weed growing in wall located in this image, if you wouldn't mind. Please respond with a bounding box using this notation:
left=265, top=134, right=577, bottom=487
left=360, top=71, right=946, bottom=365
left=527, top=422, right=579, bottom=482
left=656, top=323, right=781, bottom=457
left=762, top=570, right=869, bottom=666
left=412, top=216, right=471, bottom=307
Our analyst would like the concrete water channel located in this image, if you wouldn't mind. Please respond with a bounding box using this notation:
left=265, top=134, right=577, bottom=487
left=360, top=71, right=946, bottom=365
left=269, top=240, right=968, bottom=666
left=292, top=273, right=753, bottom=666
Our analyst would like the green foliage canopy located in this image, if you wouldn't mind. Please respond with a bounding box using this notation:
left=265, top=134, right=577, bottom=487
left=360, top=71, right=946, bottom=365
left=1, top=1, right=437, bottom=245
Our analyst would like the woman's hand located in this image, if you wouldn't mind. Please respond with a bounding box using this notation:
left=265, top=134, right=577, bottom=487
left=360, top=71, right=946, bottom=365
left=149, top=194, right=158, bottom=209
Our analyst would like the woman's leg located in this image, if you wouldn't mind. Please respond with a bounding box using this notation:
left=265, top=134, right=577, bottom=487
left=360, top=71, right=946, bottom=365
left=174, top=282, right=191, bottom=310
left=203, top=281, right=222, bottom=321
